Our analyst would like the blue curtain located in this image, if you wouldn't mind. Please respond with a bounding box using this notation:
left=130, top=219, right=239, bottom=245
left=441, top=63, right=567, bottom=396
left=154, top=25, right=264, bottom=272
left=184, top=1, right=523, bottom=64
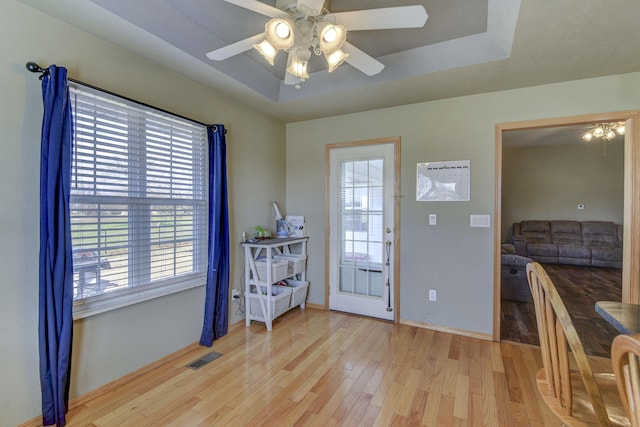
left=200, top=125, right=230, bottom=346
left=38, top=65, right=74, bottom=426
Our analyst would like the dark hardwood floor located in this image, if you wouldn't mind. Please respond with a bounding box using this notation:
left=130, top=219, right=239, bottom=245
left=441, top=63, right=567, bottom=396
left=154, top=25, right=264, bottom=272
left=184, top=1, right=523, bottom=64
left=500, top=263, right=622, bottom=358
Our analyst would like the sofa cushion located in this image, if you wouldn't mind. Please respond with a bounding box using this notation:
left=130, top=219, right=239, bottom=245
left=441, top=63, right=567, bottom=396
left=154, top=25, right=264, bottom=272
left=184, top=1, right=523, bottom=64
left=527, top=243, right=558, bottom=258
left=582, top=221, right=619, bottom=247
left=525, top=242, right=559, bottom=263
left=558, top=246, right=592, bottom=266
left=591, top=246, right=622, bottom=268
left=550, top=220, right=583, bottom=246
left=558, top=245, right=591, bottom=259
left=519, top=220, right=551, bottom=243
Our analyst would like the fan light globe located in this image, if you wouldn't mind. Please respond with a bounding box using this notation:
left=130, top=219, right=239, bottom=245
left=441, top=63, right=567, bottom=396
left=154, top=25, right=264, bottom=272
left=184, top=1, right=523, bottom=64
left=593, top=127, right=605, bottom=138
left=275, top=22, right=290, bottom=39
left=325, top=49, right=349, bottom=72
left=288, top=60, right=309, bottom=79
left=318, top=23, right=347, bottom=54
left=323, top=27, right=337, bottom=43
left=264, top=18, right=294, bottom=51
left=253, top=39, right=277, bottom=65
left=582, top=133, right=593, bottom=142
left=287, top=49, right=310, bottom=79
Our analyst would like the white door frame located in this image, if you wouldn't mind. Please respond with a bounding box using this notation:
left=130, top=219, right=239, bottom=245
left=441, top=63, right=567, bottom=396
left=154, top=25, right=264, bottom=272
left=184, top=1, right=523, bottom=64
left=324, top=137, right=401, bottom=322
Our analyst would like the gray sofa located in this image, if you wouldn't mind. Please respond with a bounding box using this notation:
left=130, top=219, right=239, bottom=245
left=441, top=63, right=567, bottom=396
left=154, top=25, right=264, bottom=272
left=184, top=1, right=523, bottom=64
left=512, top=220, right=622, bottom=268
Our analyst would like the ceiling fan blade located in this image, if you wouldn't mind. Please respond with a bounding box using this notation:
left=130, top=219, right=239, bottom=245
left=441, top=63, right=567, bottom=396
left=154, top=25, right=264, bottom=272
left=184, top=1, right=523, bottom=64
left=328, top=5, right=428, bottom=31
left=296, top=0, right=325, bottom=15
left=224, top=0, right=289, bottom=18
left=342, top=42, right=384, bottom=76
left=206, top=33, right=264, bottom=61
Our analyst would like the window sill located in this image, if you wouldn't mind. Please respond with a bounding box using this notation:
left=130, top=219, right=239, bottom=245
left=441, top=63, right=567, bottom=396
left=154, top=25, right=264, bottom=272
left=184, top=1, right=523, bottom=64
left=73, top=277, right=206, bottom=320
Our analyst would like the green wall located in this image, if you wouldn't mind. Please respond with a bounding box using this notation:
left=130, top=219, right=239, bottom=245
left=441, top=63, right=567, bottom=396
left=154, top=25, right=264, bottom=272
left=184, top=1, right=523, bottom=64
left=286, top=72, right=640, bottom=337
left=502, top=141, right=624, bottom=241
left=0, top=2, right=285, bottom=426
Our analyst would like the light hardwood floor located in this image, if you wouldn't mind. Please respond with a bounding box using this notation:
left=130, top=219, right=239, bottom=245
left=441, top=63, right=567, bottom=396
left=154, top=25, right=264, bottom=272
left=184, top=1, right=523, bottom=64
left=23, top=308, right=616, bottom=426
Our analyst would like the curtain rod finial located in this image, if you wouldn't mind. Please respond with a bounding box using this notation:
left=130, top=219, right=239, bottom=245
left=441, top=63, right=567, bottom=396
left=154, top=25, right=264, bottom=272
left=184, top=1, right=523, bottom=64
left=26, top=62, right=49, bottom=79
left=26, top=62, right=43, bottom=73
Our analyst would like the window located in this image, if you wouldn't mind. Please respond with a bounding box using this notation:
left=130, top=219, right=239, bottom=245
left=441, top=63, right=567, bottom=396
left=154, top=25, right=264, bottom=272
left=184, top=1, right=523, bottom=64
left=69, top=83, right=208, bottom=318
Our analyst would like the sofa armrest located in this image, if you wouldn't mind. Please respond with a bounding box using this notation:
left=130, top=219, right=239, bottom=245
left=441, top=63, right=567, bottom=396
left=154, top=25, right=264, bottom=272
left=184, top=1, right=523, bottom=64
left=513, top=234, right=528, bottom=256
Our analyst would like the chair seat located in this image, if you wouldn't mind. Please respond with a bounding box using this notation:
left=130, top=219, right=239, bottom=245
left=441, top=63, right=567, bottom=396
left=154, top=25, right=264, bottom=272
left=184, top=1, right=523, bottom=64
left=537, top=368, right=631, bottom=426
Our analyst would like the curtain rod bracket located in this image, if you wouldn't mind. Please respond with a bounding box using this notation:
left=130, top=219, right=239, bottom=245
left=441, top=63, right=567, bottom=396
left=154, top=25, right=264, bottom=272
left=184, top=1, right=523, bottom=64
left=26, top=62, right=49, bottom=79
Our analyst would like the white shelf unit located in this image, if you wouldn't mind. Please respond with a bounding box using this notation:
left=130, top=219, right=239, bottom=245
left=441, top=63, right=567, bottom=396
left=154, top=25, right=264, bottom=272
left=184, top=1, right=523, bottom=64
left=242, top=237, right=309, bottom=331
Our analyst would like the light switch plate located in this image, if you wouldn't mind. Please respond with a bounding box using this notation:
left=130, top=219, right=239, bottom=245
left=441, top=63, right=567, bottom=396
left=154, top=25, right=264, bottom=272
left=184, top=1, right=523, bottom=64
left=470, top=214, right=491, bottom=228
left=429, top=214, right=437, bottom=225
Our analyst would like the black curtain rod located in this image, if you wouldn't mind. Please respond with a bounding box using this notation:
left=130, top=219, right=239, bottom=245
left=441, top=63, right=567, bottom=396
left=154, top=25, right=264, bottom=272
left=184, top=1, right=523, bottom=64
left=26, top=62, right=227, bottom=134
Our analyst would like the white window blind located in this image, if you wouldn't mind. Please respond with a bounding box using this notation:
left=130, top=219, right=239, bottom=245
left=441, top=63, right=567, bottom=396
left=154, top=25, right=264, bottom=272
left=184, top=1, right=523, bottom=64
left=69, top=83, right=208, bottom=317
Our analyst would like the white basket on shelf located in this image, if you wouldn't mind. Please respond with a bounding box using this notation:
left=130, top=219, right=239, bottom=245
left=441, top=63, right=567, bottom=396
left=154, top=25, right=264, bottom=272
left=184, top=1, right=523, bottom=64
left=274, top=254, right=307, bottom=276
left=254, top=259, right=288, bottom=282
left=284, top=279, right=309, bottom=308
left=249, top=286, right=292, bottom=320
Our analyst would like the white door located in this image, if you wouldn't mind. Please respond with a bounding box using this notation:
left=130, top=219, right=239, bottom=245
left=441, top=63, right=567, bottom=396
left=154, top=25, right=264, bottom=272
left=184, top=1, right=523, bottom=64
left=328, top=142, right=396, bottom=320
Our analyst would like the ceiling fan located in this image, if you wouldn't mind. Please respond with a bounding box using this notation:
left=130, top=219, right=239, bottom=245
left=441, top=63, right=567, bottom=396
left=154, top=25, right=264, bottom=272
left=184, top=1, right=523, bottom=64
left=206, top=0, right=428, bottom=85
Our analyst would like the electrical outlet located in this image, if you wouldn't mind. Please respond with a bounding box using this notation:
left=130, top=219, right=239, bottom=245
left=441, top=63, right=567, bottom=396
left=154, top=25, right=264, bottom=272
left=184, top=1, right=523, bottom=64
left=428, top=289, right=437, bottom=301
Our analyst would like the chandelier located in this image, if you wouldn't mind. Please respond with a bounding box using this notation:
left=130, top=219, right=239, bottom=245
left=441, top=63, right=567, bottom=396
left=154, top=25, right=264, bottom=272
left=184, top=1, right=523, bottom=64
left=253, top=6, right=348, bottom=81
left=582, top=122, right=626, bottom=142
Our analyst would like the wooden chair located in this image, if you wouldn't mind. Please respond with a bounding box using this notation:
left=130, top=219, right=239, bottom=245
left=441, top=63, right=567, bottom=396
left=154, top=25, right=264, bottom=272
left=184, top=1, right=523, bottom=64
left=526, top=262, right=630, bottom=426
left=611, top=334, right=640, bottom=426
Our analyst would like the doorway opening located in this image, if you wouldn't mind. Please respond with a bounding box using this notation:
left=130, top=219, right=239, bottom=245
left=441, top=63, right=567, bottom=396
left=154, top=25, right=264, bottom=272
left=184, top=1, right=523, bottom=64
left=494, top=111, right=640, bottom=345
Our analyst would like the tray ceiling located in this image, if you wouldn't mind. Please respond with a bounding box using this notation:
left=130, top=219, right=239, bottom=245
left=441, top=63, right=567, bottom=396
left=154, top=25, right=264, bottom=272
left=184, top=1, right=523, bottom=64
left=17, top=0, right=640, bottom=121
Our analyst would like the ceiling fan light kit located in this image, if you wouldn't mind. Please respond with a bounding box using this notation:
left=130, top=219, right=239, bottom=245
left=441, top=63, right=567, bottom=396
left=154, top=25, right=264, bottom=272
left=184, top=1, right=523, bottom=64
left=582, top=122, right=625, bottom=142
left=208, top=0, right=428, bottom=85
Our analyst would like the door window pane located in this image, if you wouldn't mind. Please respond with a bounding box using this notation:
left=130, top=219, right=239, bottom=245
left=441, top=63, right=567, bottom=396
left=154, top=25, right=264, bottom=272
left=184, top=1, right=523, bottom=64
left=338, top=157, right=385, bottom=297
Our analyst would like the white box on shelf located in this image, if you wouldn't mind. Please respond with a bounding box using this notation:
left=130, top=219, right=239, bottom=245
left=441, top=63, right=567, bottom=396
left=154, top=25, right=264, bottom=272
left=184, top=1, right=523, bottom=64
left=286, top=215, right=306, bottom=237
left=274, top=254, right=307, bottom=276
left=254, top=259, right=288, bottom=283
left=284, top=279, right=309, bottom=308
left=249, top=286, right=292, bottom=320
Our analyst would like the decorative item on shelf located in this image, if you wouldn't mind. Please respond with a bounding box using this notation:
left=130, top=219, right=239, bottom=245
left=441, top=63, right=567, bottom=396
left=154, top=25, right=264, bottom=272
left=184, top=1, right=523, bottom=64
left=254, top=225, right=271, bottom=240
left=273, top=201, right=292, bottom=237
left=286, top=215, right=306, bottom=237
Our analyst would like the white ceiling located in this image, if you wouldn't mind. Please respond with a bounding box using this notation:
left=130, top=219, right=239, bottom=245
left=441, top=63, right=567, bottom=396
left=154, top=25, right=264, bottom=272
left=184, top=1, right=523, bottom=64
left=18, top=0, right=640, bottom=122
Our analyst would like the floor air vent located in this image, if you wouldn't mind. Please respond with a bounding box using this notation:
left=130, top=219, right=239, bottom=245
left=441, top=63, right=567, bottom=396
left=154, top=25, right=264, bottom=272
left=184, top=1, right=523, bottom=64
left=186, top=351, right=223, bottom=370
